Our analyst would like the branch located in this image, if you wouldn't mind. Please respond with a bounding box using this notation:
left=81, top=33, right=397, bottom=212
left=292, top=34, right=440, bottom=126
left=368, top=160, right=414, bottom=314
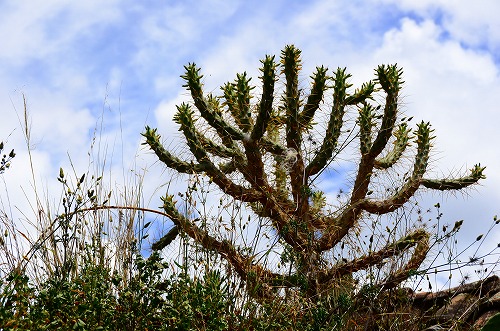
left=260, top=137, right=287, bottom=156
left=316, top=203, right=363, bottom=251
left=142, top=126, right=209, bottom=174
left=380, top=231, right=430, bottom=289
left=422, top=164, right=486, bottom=190
left=159, top=195, right=300, bottom=301
left=174, top=104, right=263, bottom=202
left=234, top=72, right=254, bottom=132
left=160, top=195, right=251, bottom=274
left=319, top=229, right=429, bottom=283
left=298, top=65, right=329, bottom=129
left=358, top=122, right=433, bottom=214
left=345, top=81, right=375, bottom=105
left=151, top=225, right=179, bottom=250
left=196, top=129, right=239, bottom=158
left=282, top=45, right=308, bottom=215
left=305, top=67, right=350, bottom=177
left=251, top=55, right=276, bottom=141
left=369, top=64, right=402, bottom=157
left=358, top=103, right=376, bottom=155
left=374, top=123, right=411, bottom=169
left=182, top=63, right=244, bottom=141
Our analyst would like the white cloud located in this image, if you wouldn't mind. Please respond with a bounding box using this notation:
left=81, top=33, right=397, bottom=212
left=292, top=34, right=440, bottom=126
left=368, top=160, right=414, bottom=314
left=0, top=0, right=122, bottom=64
left=378, top=0, right=500, bottom=53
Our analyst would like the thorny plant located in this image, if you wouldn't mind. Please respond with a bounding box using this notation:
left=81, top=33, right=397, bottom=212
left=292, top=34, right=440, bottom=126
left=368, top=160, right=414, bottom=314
left=143, top=45, right=486, bottom=303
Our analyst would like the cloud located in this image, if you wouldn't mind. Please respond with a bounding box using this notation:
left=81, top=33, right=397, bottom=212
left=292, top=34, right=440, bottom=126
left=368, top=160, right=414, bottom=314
left=0, top=0, right=123, bottom=64
left=378, top=0, right=500, bottom=55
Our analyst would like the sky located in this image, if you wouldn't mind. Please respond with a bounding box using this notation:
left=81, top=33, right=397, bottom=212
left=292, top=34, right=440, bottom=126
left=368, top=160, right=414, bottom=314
left=0, top=0, right=499, bottom=288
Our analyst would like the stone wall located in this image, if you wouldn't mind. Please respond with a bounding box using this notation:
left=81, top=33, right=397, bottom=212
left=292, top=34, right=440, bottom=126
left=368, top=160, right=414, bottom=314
left=411, top=275, right=500, bottom=330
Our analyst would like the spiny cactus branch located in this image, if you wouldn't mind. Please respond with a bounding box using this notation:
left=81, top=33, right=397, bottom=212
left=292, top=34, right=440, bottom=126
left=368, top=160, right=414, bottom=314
left=422, top=164, right=486, bottom=190
left=142, top=126, right=210, bottom=174
left=319, top=229, right=429, bottom=282
left=251, top=55, right=276, bottom=141
left=359, top=103, right=377, bottom=155
left=305, top=67, right=350, bottom=177
left=151, top=225, right=179, bottom=251
left=182, top=63, right=244, bottom=141
left=345, top=81, right=375, bottom=105
left=380, top=231, right=430, bottom=289
left=158, top=195, right=270, bottom=295
left=356, top=122, right=432, bottom=214
left=158, top=193, right=304, bottom=300
left=282, top=46, right=308, bottom=217
left=374, top=123, right=411, bottom=169
left=173, top=104, right=263, bottom=202
left=369, top=64, right=402, bottom=157
left=298, top=65, right=329, bottom=129
left=315, top=204, right=360, bottom=252
left=234, top=72, right=254, bottom=132
left=196, top=128, right=238, bottom=158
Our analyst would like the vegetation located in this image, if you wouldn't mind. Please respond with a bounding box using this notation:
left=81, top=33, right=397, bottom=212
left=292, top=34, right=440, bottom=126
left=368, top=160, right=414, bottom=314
left=0, top=46, right=498, bottom=330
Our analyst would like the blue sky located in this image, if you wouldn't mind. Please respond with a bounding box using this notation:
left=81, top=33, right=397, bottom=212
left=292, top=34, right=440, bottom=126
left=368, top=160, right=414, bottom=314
left=1, top=0, right=500, bottom=287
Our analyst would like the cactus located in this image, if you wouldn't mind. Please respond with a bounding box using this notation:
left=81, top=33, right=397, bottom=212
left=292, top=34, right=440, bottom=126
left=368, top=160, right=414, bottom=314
left=143, top=45, right=485, bottom=301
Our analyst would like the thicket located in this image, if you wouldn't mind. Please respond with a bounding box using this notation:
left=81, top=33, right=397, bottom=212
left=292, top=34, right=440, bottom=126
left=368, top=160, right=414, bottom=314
left=1, top=46, right=499, bottom=330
